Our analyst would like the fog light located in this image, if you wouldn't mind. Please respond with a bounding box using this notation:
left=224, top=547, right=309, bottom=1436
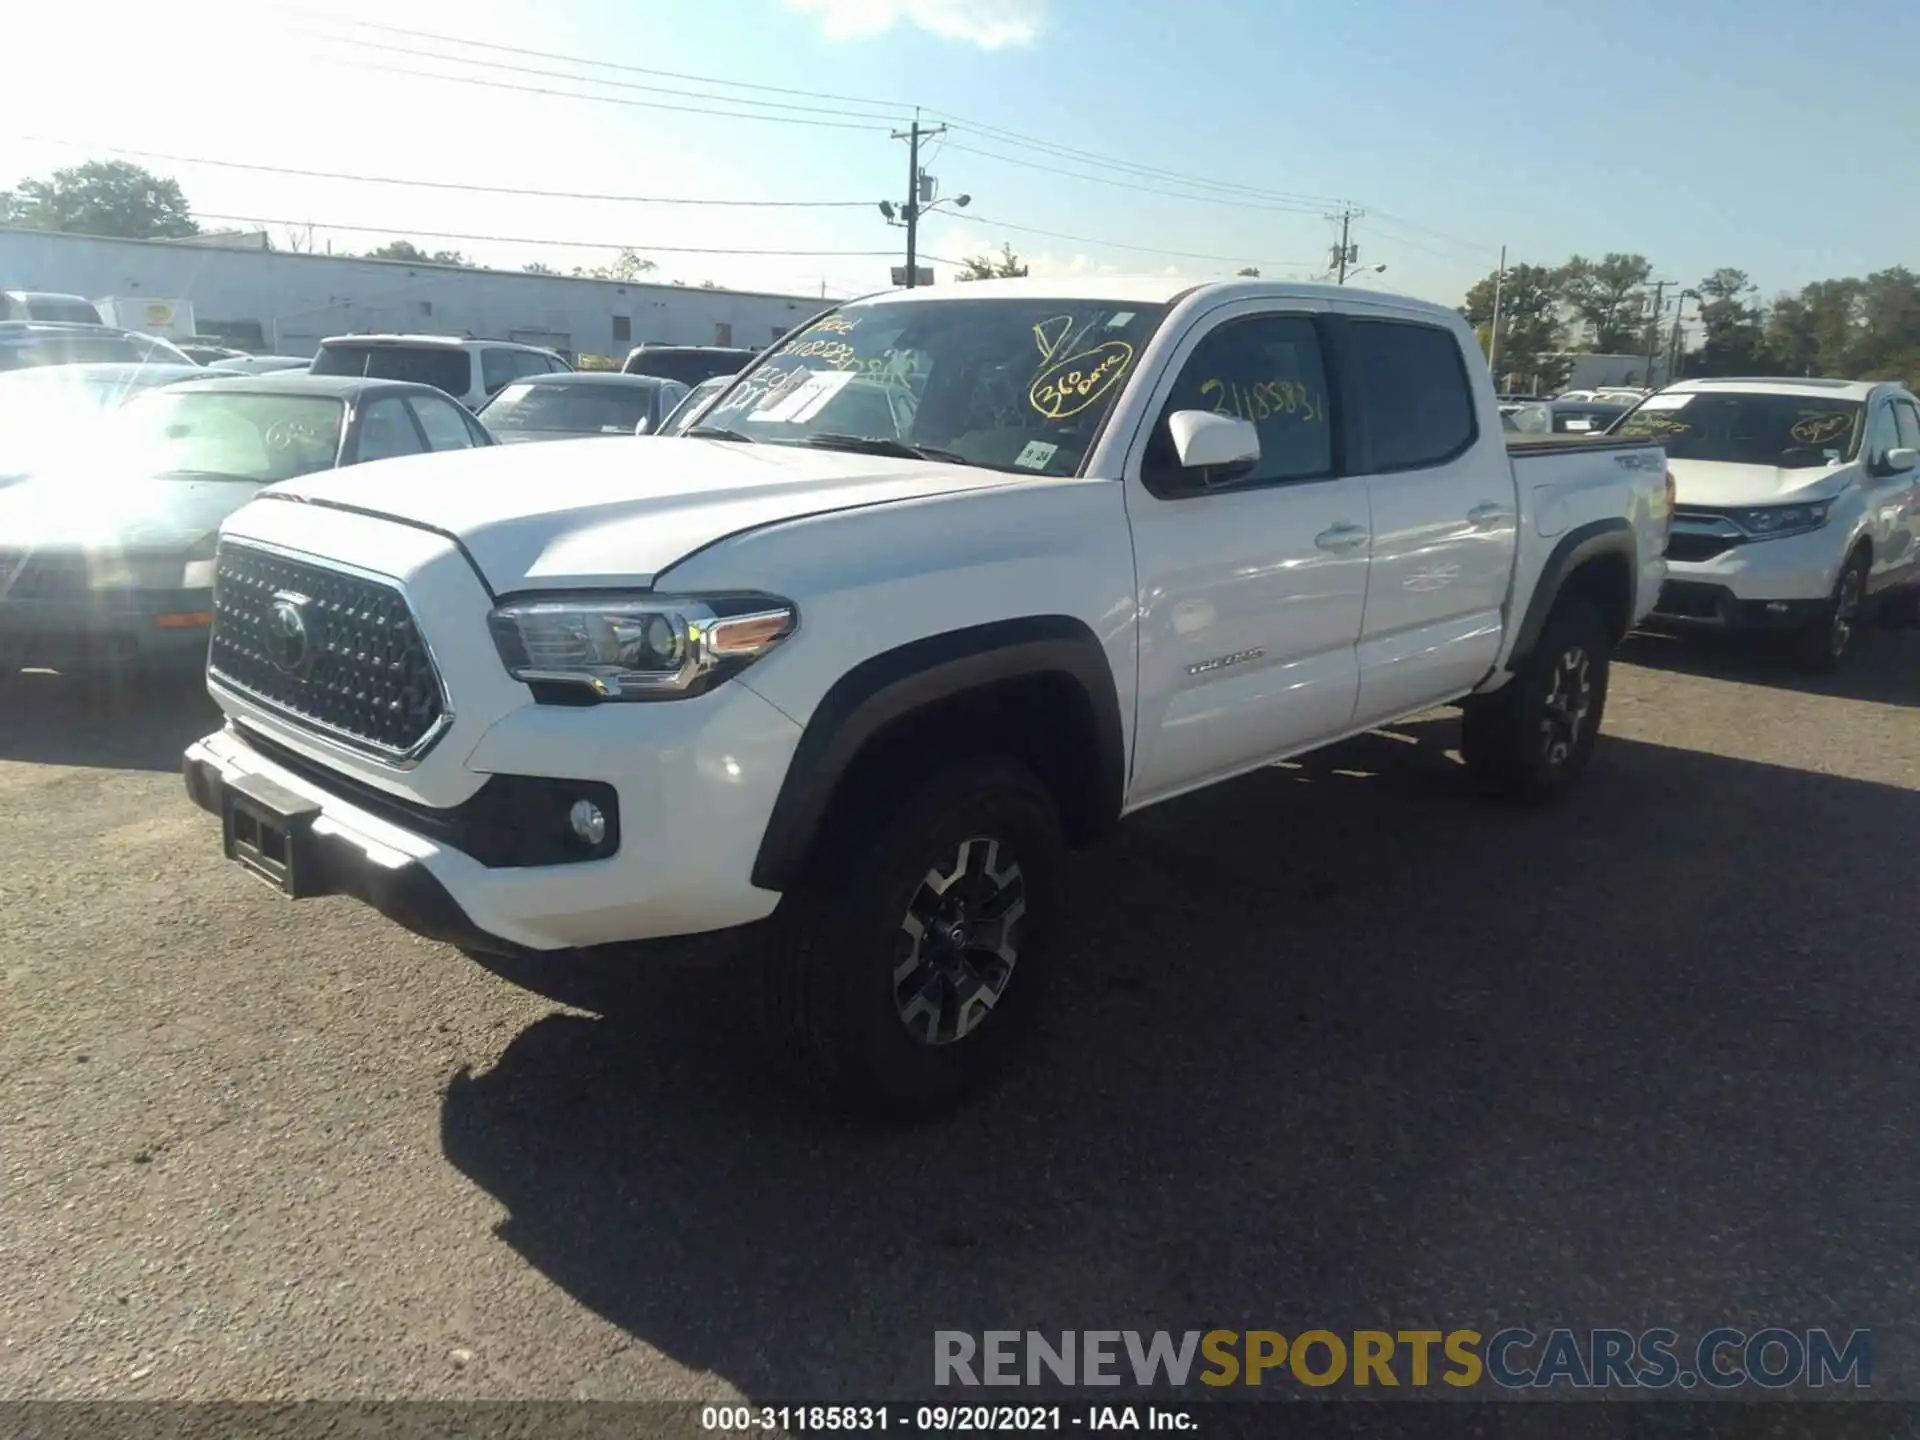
left=567, top=799, right=608, bottom=846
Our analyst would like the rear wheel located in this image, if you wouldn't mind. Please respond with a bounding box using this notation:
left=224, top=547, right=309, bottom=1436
left=758, top=757, right=1063, bottom=1119
left=1792, top=549, right=1869, bottom=672
left=1462, top=600, right=1610, bottom=803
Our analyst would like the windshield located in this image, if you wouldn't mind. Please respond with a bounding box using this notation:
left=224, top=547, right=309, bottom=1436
left=1615, top=392, right=1865, bottom=467
left=0, top=333, right=190, bottom=372
left=623, top=349, right=747, bottom=385
left=99, top=391, right=346, bottom=481
left=660, top=375, right=730, bottom=436
left=0, top=369, right=201, bottom=474
left=482, top=381, right=661, bottom=434
left=313, top=343, right=470, bottom=397
left=700, top=297, right=1168, bottom=474
left=28, top=299, right=103, bottom=324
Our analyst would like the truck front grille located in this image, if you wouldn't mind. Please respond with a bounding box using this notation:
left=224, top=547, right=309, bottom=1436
left=208, top=541, right=448, bottom=762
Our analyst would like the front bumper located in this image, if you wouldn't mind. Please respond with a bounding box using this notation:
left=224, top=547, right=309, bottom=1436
left=1658, top=522, right=1846, bottom=608
left=184, top=671, right=802, bottom=953
left=0, top=592, right=213, bottom=671
left=1646, top=581, right=1826, bottom=631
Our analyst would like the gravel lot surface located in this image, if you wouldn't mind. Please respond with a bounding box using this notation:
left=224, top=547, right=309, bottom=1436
left=1, top=627, right=1915, bottom=1402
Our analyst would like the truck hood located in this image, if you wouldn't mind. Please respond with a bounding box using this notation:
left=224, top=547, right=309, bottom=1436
left=253, top=436, right=1039, bottom=591
left=1669, top=458, right=1855, bottom=507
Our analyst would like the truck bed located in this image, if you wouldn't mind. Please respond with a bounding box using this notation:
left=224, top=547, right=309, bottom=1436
left=1506, top=433, right=1651, bottom=458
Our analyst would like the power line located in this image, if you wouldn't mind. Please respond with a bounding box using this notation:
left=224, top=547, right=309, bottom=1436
left=256, top=2, right=913, bottom=114
left=1362, top=220, right=1492, bottom=265
left=307, top=56, right=894, bottom=132
left=941, top=142, right=1330, bottom=215
left=290, top=28, right=911, bottom=125
left=946, top=213, right=1317, bottom=269
left=1366, top=210, right=1497, bottom=257
left=930, top=113, right=1348, bottom=210
left=21, top=139, right=874, bottom=209
left=189, top=214, right=899, bottom=258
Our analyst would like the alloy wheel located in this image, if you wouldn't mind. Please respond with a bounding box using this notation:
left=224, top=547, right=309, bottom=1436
left=892, top=836, right=1026, bottom=1047
left=1830, top=564, right=1864, bottom=661
left=1539, top=644, right=1593, bottom=769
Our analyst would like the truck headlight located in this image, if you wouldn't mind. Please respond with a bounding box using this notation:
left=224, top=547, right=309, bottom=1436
left=1732, top=500, right=1832, bottom=539
left=487, top=593, right=796, bottom=700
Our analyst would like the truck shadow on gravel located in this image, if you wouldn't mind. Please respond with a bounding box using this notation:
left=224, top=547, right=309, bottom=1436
left=1620, top=623, right=1920, bottom=707
left=0, top=669, right=220, bottom=771
left=442, top=717, right=1920, bottom=1400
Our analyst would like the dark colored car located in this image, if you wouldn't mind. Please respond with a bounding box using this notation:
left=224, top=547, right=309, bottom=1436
left=656, top=373, right=736, bottom=436
left=0, top=363, right=217, bottom=488
left=477, top=372, right=691, bottom=443
left=620, top=344, right=758, bottom=386
left=0, top=321, right=195, bottom=372
left=0, top=373, right=493, bottom=675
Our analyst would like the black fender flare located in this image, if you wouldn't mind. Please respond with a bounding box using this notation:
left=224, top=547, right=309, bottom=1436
left=751, top=616, right=1125, bottom=891
left=1508, top=517, right=1638, bottom=664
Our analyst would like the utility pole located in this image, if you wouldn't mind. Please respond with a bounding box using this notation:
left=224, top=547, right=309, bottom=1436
left=891, top=109, right=946, bottom=290
left=1326, top=205, right=1363, bottom=284
left=1487, top=244, right=1507, bottom=383
left=1642, top=280, right=1669, bottom=386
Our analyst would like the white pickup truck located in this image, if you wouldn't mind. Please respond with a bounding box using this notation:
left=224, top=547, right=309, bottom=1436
left=182, top=278, right=1671, bottom=1116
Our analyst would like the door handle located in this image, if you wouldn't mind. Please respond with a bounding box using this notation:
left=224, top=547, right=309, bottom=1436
left=1467, top=502, right=1513, bottom=528
left=1314, top=522, right=1369, bottom=553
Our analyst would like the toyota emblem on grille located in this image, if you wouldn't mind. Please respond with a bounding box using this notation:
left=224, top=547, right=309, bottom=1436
left=266, top=590, right=319, bottom=675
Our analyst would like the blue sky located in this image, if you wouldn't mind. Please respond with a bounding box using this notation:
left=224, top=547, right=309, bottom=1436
left=5, top=0, right=1915, bottom=305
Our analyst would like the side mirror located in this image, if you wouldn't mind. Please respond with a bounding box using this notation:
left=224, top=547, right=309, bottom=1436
left=634, top=417, right=653, bottom=437
left=1885, top=446, right=1917, bottom=474
left=1167, top=409, right=1260, bottom=480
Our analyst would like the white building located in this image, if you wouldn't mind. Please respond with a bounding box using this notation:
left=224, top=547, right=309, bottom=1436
left=0, top=228, right=826, bottom=360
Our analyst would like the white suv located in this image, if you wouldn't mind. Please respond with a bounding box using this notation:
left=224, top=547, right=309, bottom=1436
left=1625, top=378, right=1920, bottom=668
left=310, top=335, right=571, bottom=411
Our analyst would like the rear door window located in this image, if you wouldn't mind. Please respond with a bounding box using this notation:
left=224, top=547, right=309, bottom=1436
left=315, top=343, right=472, bottom=399
left=409, top=394, right=477, bottom=450
left=1345, top=319, right=1478, bottom=472
left=355, top=397, right=427, bottom=462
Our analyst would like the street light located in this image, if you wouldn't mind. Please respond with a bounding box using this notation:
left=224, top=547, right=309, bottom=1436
left=1341, top=263, right=1386, bottom=284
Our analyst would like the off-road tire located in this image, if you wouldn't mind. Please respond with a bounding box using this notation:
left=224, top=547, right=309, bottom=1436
left=1461, top=599, right=1611, bottom=804
left=757, top=757, right=1064, bottom=1120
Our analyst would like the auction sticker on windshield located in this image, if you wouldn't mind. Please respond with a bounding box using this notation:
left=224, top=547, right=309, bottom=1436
left=751, top=369, right=854, bottom=423
left=1637, top=394, right=1692, bottom=411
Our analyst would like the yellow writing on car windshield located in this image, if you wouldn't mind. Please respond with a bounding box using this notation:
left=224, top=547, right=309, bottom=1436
left=1030, top=341, right=1134, bottom=420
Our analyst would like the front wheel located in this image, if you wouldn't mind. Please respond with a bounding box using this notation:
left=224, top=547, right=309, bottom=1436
left=1461, top=600, right=1611, bottom=803
left=758, top=757, right=1064, bottom=1119
left=1791, top=549, right=1869, bottom=672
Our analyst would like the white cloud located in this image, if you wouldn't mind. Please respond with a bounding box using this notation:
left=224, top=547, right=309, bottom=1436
left=784, top=0, right=1044, bottom=48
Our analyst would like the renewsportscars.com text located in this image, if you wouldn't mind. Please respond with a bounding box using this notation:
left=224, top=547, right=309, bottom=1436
left=934, top=1328, right=1871, bottom=1390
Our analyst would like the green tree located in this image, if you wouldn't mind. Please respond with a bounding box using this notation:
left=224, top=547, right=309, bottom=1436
left=367, top=240, right=469, bottom=266
left=1854, top=266, right=1920, bottom=384
left=7, top=160, right=197, bottom=239
left=1462, top=261, right=1564, bottom=389
left=1765, top=278, right=1862, bottom=377
left=572, top=248, right=658, bottom=281
left=957, top=242, right=1029, bottom=281
left=522, top=261, right=558, bottom=275
left=1236, top=266, right=1260, bottom=278
left=1690, top=268, right=1768, bottom=376
left=1555, top=252, right=1652, bottom=351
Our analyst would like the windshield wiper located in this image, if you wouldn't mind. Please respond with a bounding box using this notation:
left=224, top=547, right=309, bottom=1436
left=797, top=433, right=973, bottom=466
left=686, top=425, right=755, bottom=443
